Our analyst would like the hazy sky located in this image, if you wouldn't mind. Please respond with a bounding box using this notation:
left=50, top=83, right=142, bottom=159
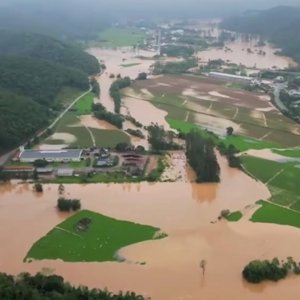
left=1, top=0, right=300, bottom=17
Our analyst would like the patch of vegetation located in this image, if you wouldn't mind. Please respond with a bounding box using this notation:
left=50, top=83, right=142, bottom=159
left=98, top=28, right=145, bottom=47
left=251, top=200, right=300, bottom=229
left=226, top=211, right=243, bottom=222
left=153, top=59, right=197, bottom=75
left=26, top=210, right=166, bottom=262
left=186, top=131, right=220, bottom=183
left=120, top=63, right=141, bottom=67
left=109, top=77, right=131, bottom=113
left=0, top=272, right=146, bottom=299
left=93, top=103, right=124, bottom=129
left=273, top=149, right=300, bottom=158
left=57, top=198, right=81, bottom=212
left=148, top=123, right=182, bottom=151
left=161, top=45, right=195, bottom=58
left=243, top=257, right=300, bottom=284
left=74, top=92, right=94, bottom=115
left=147, top=157, right=166, bottom=182
left=91, top=128, right=130, bottom=148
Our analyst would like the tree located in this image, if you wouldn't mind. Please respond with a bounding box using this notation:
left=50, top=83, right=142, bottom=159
left=33, top=159, right=48, bottom=168
left=136, top=72, right=147, bottom=80
left=200, top=260, right=207, bottom=276
left=34, top=183, right=43, bottom=193
left=226, top=126, right=234, bottom=136
left=186, top=131, right=220, bottom=183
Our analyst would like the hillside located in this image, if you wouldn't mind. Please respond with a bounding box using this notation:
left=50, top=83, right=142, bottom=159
left=0, top=31, right=100, bottom=75
left=221, top=6, right=300, bottom=64
left=0, top=90, right=48, bottom=151
left=0, top=56, right=89, bottom=108
left=0, top=31, right=100, bottom=153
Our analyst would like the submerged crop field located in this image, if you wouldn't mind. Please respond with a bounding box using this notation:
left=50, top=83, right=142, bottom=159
left=131, top=75, right=300, bottom=148
left=26, top=210, right=166, bottom=262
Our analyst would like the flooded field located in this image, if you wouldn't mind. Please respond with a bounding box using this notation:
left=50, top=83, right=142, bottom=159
left=133, top=75, right=300, bottom=146
left=87, top=48, right=155, bottom=113
left=0, top=154, right=284, bottom=300
left=2, top=155, right=300, bottom=299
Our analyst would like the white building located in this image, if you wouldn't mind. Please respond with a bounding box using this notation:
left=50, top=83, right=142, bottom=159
left=19, top=149, right=82, bottom=163
left=208, top=72, right=253, bottom=84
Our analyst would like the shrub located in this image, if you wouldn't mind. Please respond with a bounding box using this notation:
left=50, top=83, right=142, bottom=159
left=57, top=198, right=81, bottom=212
left=34, top=183, right=43, bottom=193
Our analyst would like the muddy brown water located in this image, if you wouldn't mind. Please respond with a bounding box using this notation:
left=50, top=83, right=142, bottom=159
left=2, top=155, right=300, bottom=299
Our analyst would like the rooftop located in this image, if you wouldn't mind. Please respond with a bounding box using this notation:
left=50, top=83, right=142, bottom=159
left=20, top=149, right=82, bottom=160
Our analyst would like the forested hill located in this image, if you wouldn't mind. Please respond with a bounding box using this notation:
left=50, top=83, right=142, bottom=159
left=0, top=31, right=100, bottom=153
left=221, top=6, right=300, bottom=64
left=0, top=56, right=89, bottom=108
left=0, top=31, right=100, bottom=75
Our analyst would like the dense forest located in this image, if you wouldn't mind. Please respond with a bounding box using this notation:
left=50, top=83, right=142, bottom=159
left=0, top=90, right=48, bottom=150
left=0, top=56, right=89, bottom=108
left=0, top=31, right=100, bottom=75
left=186, top=131, right=220, bottom=183
left=0, top=272, right=146, bottom=299
left=0, top=31, right=100, bottom=153
left=221, top=6, right=300, bottom=64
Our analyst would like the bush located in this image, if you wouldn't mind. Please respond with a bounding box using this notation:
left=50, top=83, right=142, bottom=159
left=57, top=198, right=81, bottom=212
left=34, top=183, right=43, bottom=193
left=136, top=72, right=147, bottom=80
left=33, top=159, right=48, bottom=168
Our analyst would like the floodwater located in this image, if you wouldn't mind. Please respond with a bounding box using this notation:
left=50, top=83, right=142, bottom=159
left=198, top=38, right=296, bottom=69
left=5, top=154, right=300, bottom=300
left=87, top=48, right=155, bottom=113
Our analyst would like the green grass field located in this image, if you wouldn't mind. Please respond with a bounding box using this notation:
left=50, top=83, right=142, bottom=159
left=26, top=210, right=166, bottom=262
left=251, top=200, right=300, bottom=229
left=242, top=156, right=300, bottom=210
left=98, top=28, right=145, bottom=47
left=91, top=128, right=130, bottom=148
left=273, top=149, right=300, bottom=158
left=74, top=93, right=94, bottom=115
left=226, top=211, right=243, bottom=222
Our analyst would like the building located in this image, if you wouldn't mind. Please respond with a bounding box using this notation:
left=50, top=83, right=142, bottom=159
left=208, top=72, right=253, bottom=84
left=19, top=149, right=82, bottom=163
left=57, top=168, right=74, bottom=177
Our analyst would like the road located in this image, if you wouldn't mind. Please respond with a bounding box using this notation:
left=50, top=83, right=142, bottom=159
left=0, top=86, right=92, bottom=167
left=273, top=82, right=288, bottom=112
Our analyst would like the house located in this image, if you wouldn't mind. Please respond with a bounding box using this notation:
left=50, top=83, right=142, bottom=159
left=19, top=149, right=82, bottom=163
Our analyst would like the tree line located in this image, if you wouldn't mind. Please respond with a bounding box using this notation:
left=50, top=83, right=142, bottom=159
left=109, top=77, right=131, bottom=113
left=186, top=131, right=220, bottom=183
left=0, top=272, right=147, bottom=299
left=92, top=103, right=124, bottom=129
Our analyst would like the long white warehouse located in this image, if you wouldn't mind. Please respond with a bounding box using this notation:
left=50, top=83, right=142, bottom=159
left=19, top=149, right=82, bottom=163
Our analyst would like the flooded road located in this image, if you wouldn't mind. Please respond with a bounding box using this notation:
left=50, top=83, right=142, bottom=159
left=3, top=155, right=300, bottom=300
